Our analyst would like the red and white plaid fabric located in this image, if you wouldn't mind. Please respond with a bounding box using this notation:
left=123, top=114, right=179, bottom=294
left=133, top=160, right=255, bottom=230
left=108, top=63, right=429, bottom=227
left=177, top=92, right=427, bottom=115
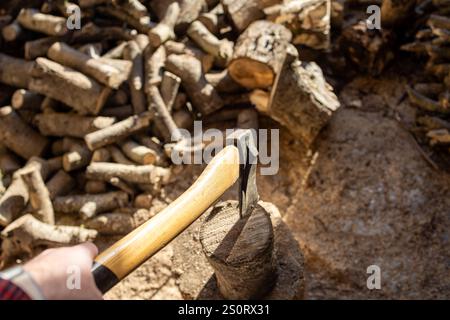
left=0, top=278, right=30, bottom=300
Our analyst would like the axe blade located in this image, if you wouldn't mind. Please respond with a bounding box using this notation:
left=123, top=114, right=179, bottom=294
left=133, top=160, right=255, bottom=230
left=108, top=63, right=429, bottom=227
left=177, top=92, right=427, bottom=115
left=226, top=129, right=259, bottom=218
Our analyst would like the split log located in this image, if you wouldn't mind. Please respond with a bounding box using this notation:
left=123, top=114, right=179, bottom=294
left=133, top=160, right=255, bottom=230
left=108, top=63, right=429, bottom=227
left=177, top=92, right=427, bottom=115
left=29, top=58, right=111, bottom=115
left=165, top=40, right=215, bottom=73
left=12, top=89, right=44, bottom=111
left=187, top=20, right=234, bottom=67
left=165, top=54, right=224, bottom=115
left=119, top=139, right=158, bottom=165
left=0, top=157, right=61, bottom=227
left=46, top=170, right=76, bottom=199
left=17, top=8, right=67, bottom=36
left=221, top=0, right=280, bottom=33
left=85, top=213, right=136, bottom=235
left=48, top=42, right=131, bottom=89
left=34, top=112, right=116, bottom=138
left=1, top=214, right=97, bottom=260
left=124, top=40, right=147, bottom=114
left=0, top=53, right=35, bottom=88
left=86, top=162, right=172, bottom=185
left=53, top=191, right=129, bottom=219
left=228, top=21, right=292, bottom=89
left=200, top=200, right=276, bottom=299
left=148, top=2, right=180, bottom=47
left=150, top=0, right=205, bottom=33
left=20, top=167, right=55, bottom=225
left=0, top=106, right=48, bottom=159
left=264, top=0, right=331, bottom=50
left=264, top=45, right=340, bottom=146
left=84, top=111, right=154, bottom=150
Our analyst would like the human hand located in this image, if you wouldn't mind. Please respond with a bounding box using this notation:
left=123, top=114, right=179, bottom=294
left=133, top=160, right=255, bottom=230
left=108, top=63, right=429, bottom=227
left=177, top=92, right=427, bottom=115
left=23, top=243, right=103, bottom=300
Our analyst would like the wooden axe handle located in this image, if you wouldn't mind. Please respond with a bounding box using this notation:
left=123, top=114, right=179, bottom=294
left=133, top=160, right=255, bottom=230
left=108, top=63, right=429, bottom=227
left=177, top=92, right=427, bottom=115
left=92, top=146, right=240, bottom=293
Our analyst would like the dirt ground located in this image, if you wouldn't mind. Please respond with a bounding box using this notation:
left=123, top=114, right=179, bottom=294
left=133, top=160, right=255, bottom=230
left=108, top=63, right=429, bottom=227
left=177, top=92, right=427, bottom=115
left=104, top=70, right=450, bottom=300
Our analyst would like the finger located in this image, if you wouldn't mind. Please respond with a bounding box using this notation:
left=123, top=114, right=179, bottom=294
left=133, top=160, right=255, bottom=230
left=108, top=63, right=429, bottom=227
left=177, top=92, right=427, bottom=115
left=74, top=242, right=99, bottom=259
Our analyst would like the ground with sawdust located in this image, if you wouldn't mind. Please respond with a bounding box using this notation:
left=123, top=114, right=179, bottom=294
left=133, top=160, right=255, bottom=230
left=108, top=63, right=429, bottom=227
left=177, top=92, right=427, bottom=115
left=103, top=69, right=450, bottom=300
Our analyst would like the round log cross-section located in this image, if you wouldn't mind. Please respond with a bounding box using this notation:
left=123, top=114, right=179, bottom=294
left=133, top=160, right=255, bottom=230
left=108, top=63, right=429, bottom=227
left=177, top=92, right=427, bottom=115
left=199, top=200, right=277, bottom=300
left=228, top=21, right=292, bottom=89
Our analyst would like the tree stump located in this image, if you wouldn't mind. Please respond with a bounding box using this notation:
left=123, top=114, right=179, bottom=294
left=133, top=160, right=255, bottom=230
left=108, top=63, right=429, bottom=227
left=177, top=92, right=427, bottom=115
left=200, top=200, right=277, bottom=299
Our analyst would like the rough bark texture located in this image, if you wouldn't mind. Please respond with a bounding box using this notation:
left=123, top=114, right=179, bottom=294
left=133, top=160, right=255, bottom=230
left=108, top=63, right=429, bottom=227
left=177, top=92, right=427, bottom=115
left=86, top=162, right=172, bottom=185
left=200, top=200, right=276, bottom=300
left=35, top=112, right=116, bottom=138
left=1, top=214, right=97, bottom=260
left=0, top=106, right=48, bottom=159
left=0, top=53, right=35, bottom=88
left=20, top=166, right=55, bottom=225
left=84, top=111, right=154, bottom=150
left=228, top=20, right=292, bottom=89
left=266, top=45, right=340, bottom=146
left=29, top=58, right=111, bottom=115
left=150, top=0, right=205, bottom=33
left=53, top=191, right=129, bottom=219
left=165, top=54, right=224, bottom=115
left=48, top=42, right=132, bottom=89
left=221, top=0, right=280, bottom=32
left=46, top=170, right=76, bottom=199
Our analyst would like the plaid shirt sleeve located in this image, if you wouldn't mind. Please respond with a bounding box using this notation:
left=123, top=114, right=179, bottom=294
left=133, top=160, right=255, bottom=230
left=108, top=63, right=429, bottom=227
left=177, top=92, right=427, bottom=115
left=0, top=278, right=31, bottom=300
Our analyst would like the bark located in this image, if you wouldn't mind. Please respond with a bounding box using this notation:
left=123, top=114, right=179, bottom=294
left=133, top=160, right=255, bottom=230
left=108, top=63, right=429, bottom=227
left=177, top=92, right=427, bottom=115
left=165, top=54, right=224, bottom=115
left=12, top=89, right=44, bottom=111
left=53, top=191, right=129, bottom=219
left=34, top=112, right=116, bottom=138
left=85, top=213, right=136, bottom=235
left=86, top=162, right=172, bottom=185
left=17, top=8, right=67, bottom=36
left=124, top=40, right=147, bottom=114
left=48, top=42, right=132, bottom=89
left=150, top=0, right=205, bottom=33
left=46, top=170, right=76, bottom=199
left=0, top=53, right=35, bottom=88
left=228, top=20, right=292, bottom=89
left=187, top=20, right=234, bottom=67
left=1, top=214, right=97, bottom=260
left=200, top=200, right=276, bottom=299
left=165, top=40, right=215, bottom=73
left=221, top=0, right=280, bottom=32
left=266, top=45, right=340, bottom=146
left=20, top=167, right=55, bottom=225
left=84, top=111, right=154, bottom=150
left=148, top=2, right=180, bottom=47
left=0, top=106, right=48, bottom=159
left=29, top=58, right=111, bottom=115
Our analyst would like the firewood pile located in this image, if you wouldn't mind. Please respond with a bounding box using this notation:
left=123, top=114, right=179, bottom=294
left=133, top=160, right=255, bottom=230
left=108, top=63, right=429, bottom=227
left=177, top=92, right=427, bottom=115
left=400, top=1, right=450, bottom=158
left=0, top=0, right=340, bottom=265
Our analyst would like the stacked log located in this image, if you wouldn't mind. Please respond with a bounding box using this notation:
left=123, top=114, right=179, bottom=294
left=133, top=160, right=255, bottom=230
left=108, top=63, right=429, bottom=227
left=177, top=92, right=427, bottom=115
left=0, top=0, right=339, bottom=264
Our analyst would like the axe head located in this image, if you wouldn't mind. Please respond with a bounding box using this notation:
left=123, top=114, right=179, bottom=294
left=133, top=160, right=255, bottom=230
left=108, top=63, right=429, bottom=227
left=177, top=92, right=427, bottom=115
left=226, top=129, right=259, bottom=218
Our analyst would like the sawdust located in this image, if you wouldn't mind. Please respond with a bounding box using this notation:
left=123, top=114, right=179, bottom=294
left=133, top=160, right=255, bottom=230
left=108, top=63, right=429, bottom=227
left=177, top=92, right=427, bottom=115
left=107, top=72, right=449, bottom=299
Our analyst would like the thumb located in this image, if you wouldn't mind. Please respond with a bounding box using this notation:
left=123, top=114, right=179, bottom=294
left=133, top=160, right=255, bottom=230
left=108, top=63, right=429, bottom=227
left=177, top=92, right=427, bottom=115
left=74, top=242, right=99, bottom=260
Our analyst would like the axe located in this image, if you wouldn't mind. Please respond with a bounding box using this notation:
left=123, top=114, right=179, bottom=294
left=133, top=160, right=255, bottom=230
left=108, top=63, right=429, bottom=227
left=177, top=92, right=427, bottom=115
left=91, top=130, right=259, bottom=293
